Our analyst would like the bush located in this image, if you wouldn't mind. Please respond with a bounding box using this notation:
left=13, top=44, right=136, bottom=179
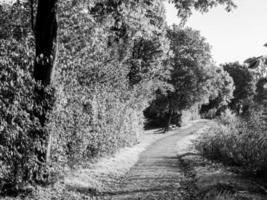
left=196, top=107, right=267, bottom=178
left=217, top=108, right=238, bottom=126
left=0, top=39, right=54, bottom=192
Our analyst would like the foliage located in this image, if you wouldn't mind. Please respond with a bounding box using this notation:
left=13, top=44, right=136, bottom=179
left=167, top=27, right=213, bottom=110
left=0, top=1, right=32, bottom=41
left=200, top=67, right=234, bottom=118
left=46, top=0, right=172, bottom=168
left=245, top=56, right=267, bottom=79
left=0, top=38, right=55, bottom=193
left=196, top=107, right=267, bottom=178
left=223, top=62, right=256, bottom=114
left=0, top=0, right=240, bottom=195
left=217, top=108, right=238, bottom=126
left=255, top=78, right=267, bottom=104
left=144, top=26, right=227, bottom=127
left=170, top=0, right=236, bottom=21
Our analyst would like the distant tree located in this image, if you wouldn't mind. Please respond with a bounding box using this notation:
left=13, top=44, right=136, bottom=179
left=223, top=62, right=256, bottom=114
left=200, top=67, right=234, bottom=117
left=145, top=26, right=215, bottom=130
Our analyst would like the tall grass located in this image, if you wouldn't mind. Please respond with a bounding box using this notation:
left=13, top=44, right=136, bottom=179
left=214, top=192, right=239, bottom=200
left=196, top=107, right=267, bottom=178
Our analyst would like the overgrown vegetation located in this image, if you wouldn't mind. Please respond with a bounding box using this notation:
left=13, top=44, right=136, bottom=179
left=196, top=107, right=267, bottom=178
left=144, top=27, right=234, bottom=130
left=7, top=0, right=267, bottom=198
left=196, top=55, right=267, bottom=183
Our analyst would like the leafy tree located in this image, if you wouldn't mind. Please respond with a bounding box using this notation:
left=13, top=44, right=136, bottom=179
left=145, top=26, right=216, bottom=130
left=200, top=67, right=234, bottom=118
left=223, top=62, right=256, bottom=114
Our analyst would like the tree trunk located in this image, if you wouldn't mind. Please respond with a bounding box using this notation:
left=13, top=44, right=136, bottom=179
left=33, top=0, right=58, bottom=166
left=164, top=98, right=173, bottom=133
left=34, top=0, right=58, bottom=86
left=164, top=110, right=173, bottom=133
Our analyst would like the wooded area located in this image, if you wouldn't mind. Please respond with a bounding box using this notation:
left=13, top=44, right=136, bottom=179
left=1, top=0, right=267, bottom=199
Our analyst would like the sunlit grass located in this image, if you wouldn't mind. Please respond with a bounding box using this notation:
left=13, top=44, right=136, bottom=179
left=196, top=108, right=267, bottom=178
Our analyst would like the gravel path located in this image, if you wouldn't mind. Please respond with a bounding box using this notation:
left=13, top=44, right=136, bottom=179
left=98, top=121, right=208, bottom=200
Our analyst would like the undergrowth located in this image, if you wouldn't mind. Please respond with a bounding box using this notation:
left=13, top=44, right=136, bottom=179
left=196, top=107, right=267, bottom=178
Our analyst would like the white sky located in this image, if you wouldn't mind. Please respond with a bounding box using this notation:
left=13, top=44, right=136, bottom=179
left=164, top=0, right=267, bottom=64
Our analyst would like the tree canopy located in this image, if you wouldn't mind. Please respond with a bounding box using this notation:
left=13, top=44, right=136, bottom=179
left=223, top=62, right=256, bottom=113
left=144, top=26, right=234, bottom=128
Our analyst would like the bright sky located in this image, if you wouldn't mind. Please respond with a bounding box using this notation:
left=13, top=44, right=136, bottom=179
left=165, top=0, right=267, bottom=64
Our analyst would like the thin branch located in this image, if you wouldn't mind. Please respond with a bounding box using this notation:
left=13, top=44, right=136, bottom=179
left=30, top=0, right=35, bottom=34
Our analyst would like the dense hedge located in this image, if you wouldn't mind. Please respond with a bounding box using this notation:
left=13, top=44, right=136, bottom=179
left=0, top=39, right=55, bottom=192
left=45, top=0, right=170, bottom=168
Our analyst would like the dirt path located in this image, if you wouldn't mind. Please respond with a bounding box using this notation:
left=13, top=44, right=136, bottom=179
left=98, top=121, right=208, bottom=200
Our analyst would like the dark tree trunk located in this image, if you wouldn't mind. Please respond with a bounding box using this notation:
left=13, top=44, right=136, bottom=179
left=174, top=112, right=182, bottom=127
left=34, top=0, right=58, bottom=86
left=33, top=0, right=58, bottom=168
left=164, top=109, right=173, bottom=133
left=164, top=98, right=173, bottom=133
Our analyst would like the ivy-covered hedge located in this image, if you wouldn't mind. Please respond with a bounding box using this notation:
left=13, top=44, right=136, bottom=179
left=0, top=39, right=55, bottom=192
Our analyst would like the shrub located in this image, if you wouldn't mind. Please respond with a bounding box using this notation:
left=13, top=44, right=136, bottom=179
left=196, top=107, right=267, bottom=178
left=217, top=108, right=238, bottom=126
